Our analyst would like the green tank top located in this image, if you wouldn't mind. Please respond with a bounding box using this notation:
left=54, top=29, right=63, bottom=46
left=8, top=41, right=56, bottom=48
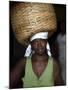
left=22, top=57, right=54, bottom=88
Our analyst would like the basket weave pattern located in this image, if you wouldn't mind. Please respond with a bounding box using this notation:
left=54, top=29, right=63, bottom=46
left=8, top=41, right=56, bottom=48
left=11, top=3, right=57, bottom=45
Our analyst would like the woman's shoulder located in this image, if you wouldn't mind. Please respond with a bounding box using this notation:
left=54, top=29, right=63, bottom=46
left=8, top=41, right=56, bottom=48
left=53, top=58, right=60, bottom=68
left=53, top=58, right=61, bottom=75
left=21, top=57, right=27, bottom=67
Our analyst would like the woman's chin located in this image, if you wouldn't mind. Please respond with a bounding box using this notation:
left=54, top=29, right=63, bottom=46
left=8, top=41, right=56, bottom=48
left=36, top=51, right=45, bottom=55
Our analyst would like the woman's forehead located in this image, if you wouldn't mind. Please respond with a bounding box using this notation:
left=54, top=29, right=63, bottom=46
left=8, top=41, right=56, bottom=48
left=31, top=38, right=47, bottom=42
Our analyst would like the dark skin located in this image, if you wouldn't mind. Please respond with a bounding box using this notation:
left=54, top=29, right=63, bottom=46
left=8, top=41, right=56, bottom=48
left=31, top=39, right=48, bottom=78
left=10, top=39, right=63, bottom=88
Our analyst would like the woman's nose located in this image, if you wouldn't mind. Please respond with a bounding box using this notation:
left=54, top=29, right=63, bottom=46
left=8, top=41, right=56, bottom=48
left=37, top=41, right=42, bottom=47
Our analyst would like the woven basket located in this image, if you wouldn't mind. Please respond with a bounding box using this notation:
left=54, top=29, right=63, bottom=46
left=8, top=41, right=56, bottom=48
left=10, top=2, right=57, bottom=46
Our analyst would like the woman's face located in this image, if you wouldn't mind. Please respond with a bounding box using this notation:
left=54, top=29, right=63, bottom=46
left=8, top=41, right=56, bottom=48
left=31, top=39, right=47, bottom=55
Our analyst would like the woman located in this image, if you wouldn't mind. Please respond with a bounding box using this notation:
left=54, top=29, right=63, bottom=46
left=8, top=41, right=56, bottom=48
left=10, top=2, right=63, bottom=88
left=10, top=32, right=63, bottom=88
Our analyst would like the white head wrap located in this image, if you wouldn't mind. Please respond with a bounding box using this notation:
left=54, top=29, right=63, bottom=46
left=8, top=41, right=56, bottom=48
left=24, top=32, right=51, bottom=57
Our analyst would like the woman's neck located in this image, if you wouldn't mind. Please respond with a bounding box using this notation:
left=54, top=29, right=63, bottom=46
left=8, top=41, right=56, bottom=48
left=32, top=53, right=48, bottom=62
